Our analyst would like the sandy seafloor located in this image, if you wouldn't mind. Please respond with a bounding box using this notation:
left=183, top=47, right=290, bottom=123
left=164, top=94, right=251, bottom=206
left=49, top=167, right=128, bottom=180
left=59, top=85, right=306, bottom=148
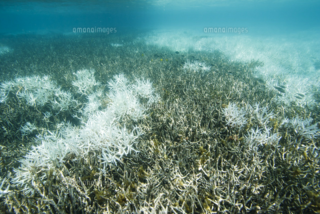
left=0, top=30, right=320, bottom=213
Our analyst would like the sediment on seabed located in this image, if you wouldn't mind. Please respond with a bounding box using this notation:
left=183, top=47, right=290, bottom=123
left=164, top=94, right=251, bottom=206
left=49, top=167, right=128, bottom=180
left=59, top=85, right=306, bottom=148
left=0, top=33, right=320, bottom=213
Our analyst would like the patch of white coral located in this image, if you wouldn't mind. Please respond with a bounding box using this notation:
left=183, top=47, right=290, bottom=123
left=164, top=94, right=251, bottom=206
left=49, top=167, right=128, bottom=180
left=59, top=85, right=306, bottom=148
left=224, top=102, right=281, bottom=151
left=20, top=122, right=37, bottom=136
left=222, top=103, right=247, bottom=128
left=246, top=127, right=281, bottom=151
left=0, top=178, right=11, bottom=195
left=265, top=76, right=315, bottom=107
left=283, top=116, right=320, bottom=139
left=0, top=75, right=77, bottom=112
left=110, top=43, right=123, bottom=47
left=246, top=103, right=274, bottom=130
left=0, top=45, right=11, bottom=55
left=80, top=90, right=104, bottom=117
left=72, top=69, right=100, bottom=95
left=183, top=60, right=211, bottom=72
left=11, top=73, right=159, bottom=195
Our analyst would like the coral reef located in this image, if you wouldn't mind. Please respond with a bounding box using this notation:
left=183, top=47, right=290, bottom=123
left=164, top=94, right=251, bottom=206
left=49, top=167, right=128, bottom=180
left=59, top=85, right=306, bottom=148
left=222, top=103, right=247, bottom=128
left=8, top=72, right=158, bottom=197
left=0, top=75, right=78, bottom=112
left=0, top=33, right=319, bottom=213
left=0, top=45, right=11, bottom=55
left=72, top=69, right=100, bottom=95
left=183, top=60, right=211, bottom=72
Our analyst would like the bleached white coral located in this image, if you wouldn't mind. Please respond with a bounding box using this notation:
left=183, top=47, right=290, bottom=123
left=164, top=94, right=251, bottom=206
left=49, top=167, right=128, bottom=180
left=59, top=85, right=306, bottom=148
left=183, top=60, right=211, bottom=72
left=246, top=127, right=281, bottom=151
left=107, top=74, right=159, bottom=121
left=223, top=103, right=247, bottom=128
left=12, top=73, right=159, bottom=190
left=107, top=74, right=129, bottom=92
left=0, top=76, right=52, bottom=104
left=133, top=78, right=160, bottom=105
left=0, top=178, right=11, bottom=196
left=0, top=45, right=11, bottom=55
left=51, top=89, right=78, bottom=112
left=12, top=144, right=55, bottom=195
left=43, top=111, right=52, bottom=122
left=98, top=126, right=141, bottom=169
left=36, top=131, right=70, bottom=165
left=0, top=81, right=14, bottom=102
left=110, top=43, right=123, bottom=47
left=108, top=89, right=145, bottom=121
left=12, top=127, right=77, bottom=195
left=0, top=75, right=77, bottom=112
left=246, top=103, right=274, bottom=129
left=265, top=76, right=315, bottom=107
left=20, top=122, right=37, bottom=136
left=133, top=78, right=154, bottom=98
left=72, top=69, right=100, bottom=95
left=80, top=90, right=103, bottom=117
left=283, top=117, right=319, bottom=139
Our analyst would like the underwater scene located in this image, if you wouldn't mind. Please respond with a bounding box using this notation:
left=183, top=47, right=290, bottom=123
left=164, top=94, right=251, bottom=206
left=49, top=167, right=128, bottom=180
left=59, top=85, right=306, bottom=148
left=0, top=0, right=320, bottom=213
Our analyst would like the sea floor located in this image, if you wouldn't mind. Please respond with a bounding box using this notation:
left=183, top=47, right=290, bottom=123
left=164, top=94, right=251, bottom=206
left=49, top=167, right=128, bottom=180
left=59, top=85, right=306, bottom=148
left=0, top=31, right=319, bottom=213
